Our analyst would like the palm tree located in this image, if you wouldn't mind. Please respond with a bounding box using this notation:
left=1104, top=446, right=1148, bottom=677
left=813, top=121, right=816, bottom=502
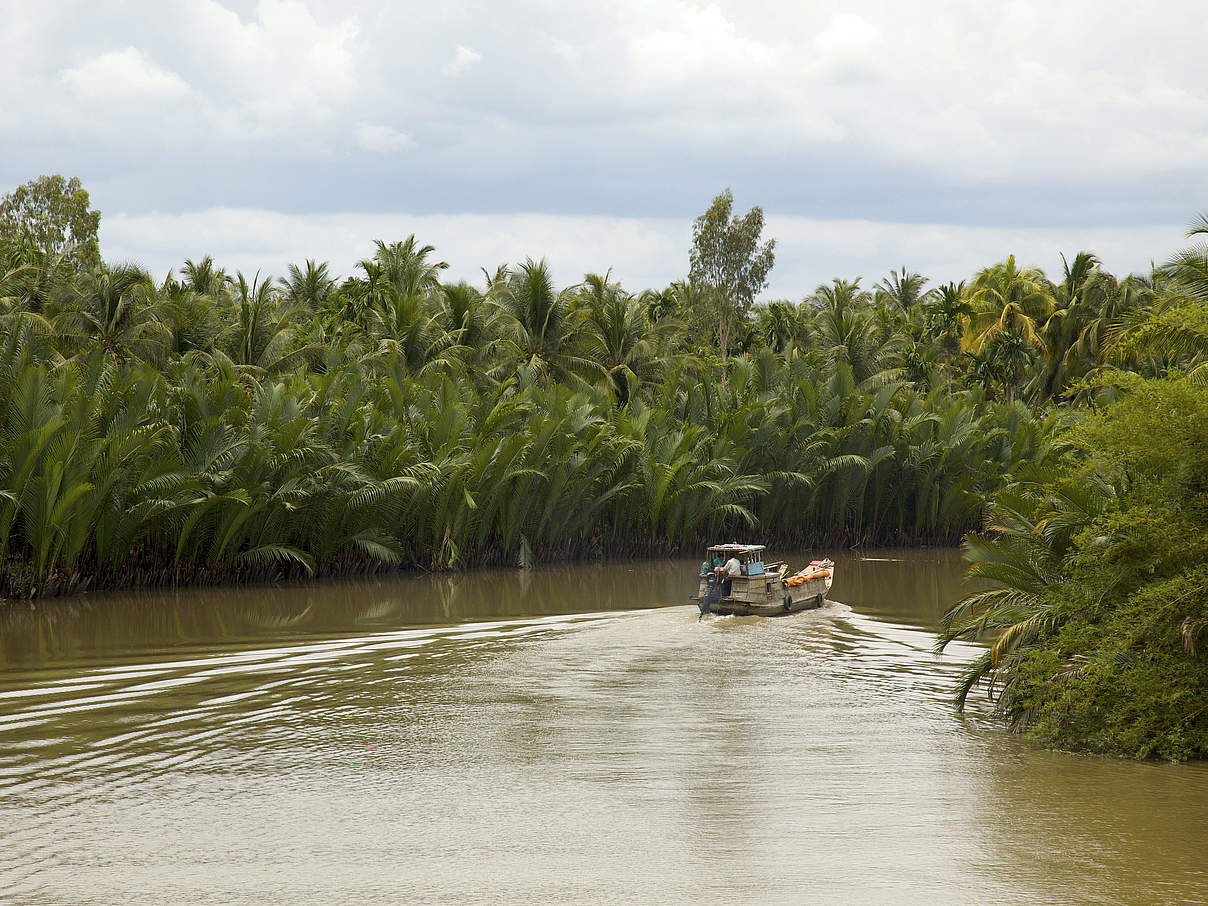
left=216, top=272, right=319, bottom=374
left=1033, top=252, right=1114, bottom=401
left=642, top=284, right=685, bottom=323
left=180, top=256, right=231, bottom=297
left=438, top=280, right=500, bottom=367
left=367, top=236, right=447, bottom=297
left=1161, top=212, right=1208, bottom=302
left=0, top=235, right=73, bottom=312
left=578, top=272, right=674, bottom=405
left=1072, top=274, right=1154, bottom=376
left=756, top=300, right=798, bottom=352
left=938, top=474, right=1118, bottom=714
left=875, top=267, right=930, bottom=314
left=493, top=258, right=601, bottom=385
left=923, top=281, right=970, bottom=359
left=967, top=256, right=1054, bottom=348
left=280, top=259, right=335, bottom=311
left=810, top=277, right=870, bottom=312
left=363, top=280, right=463, bottom=377
left=51, top=263, right=171, bottom=363
left=899, top=335, right=939, bottom=390
left=808, top=279, right=901, bottom=384
left=966, top=256, right=1055, bottom=400
left=633, top=413, right=767, bottom=544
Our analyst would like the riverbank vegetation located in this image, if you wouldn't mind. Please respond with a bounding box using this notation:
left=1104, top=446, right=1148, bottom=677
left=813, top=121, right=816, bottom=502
left=939, top=221, right=1208, bottom=760
left=1, top=176, right=1206, bottom=757
left=0, top=178, right=1069, bottom=596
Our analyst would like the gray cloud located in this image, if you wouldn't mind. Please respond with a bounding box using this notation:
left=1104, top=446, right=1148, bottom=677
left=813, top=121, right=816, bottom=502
left=4, top=0, right=1206, bottom=292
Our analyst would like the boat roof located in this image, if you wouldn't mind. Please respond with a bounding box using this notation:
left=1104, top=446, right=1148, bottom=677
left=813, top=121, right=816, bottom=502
left=706, top=543, right=765, bottom=554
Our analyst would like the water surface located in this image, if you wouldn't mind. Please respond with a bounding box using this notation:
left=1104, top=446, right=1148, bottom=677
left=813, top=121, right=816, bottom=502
left=2, top=550, right=1206, bottom=904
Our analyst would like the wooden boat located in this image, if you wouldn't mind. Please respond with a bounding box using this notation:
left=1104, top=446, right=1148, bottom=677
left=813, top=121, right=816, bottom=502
left=691, top=543, right=834, bottom=617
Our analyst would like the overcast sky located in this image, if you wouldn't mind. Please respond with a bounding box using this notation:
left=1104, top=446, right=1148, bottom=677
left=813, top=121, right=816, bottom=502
left=3, top=0, right=1205, bottom=297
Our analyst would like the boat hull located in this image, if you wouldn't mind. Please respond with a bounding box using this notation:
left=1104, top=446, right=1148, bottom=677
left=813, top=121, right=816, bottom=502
left=692, top=569, right=832, bottom=617
left=704, top=593, right=826, bottom=616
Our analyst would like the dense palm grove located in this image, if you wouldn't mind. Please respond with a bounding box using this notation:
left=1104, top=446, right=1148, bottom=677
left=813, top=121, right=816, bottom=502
left=2, top=177, right=1206, bottom=758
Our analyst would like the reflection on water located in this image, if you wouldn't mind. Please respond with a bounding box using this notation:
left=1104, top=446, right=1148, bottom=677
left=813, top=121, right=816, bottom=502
left=0, top=560, right=692, bottom=668
left=1, top=551, right=1207, bottom=905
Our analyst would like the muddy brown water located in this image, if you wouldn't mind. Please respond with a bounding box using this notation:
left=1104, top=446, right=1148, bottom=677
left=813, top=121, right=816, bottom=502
left=2, top=550, right=1206, bottom=905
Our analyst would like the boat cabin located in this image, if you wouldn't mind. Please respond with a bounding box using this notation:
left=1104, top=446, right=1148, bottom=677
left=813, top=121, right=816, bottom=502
left=702, top=543, right=770, bottom=577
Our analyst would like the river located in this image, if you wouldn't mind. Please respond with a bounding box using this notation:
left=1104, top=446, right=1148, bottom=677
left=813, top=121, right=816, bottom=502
left=2, top=550, right=1206, bottom=905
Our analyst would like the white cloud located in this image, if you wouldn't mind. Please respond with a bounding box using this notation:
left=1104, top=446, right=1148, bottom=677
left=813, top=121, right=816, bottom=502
left=178, top=0, right=360, bottom=131
left=101, top=207, right=1186, bottom=300
left=622, top=1, right=775, bottom=93
left=441, top=45, right=482, bottom=78
left=810, top=13, right=884, bottom=81
left=60, top=47, right=190, bottom=100
left=354, top=123, right=415, bottom=152
left=813, top=13, right=882, bottom=58
left=542, top=32, right=581, bottom=67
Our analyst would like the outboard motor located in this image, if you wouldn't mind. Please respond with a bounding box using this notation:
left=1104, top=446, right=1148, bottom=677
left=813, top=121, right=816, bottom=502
left=700, top=574, right=724, bottom=616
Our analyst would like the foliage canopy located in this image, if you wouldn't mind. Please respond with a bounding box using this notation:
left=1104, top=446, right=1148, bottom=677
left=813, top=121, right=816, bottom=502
left=4, top=176, right=1208, bottom=760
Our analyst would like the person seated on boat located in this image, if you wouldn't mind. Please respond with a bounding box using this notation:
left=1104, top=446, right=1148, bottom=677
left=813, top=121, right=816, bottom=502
left=699, top=558, right=712, bottom=577
left=711, top=553, right=725, bottom=571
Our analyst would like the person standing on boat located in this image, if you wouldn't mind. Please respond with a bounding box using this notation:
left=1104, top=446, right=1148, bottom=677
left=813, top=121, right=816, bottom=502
left=721, top=555, right=741, bottom=595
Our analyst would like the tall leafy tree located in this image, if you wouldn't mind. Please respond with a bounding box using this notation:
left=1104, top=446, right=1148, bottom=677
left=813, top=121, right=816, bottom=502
left=0, top=175, right=101, bottom=274
left=689, top=188, right=776, bottom=363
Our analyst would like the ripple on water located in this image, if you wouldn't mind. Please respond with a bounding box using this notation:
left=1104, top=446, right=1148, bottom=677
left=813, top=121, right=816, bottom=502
left=2, top=560, right=1208, bottom=906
